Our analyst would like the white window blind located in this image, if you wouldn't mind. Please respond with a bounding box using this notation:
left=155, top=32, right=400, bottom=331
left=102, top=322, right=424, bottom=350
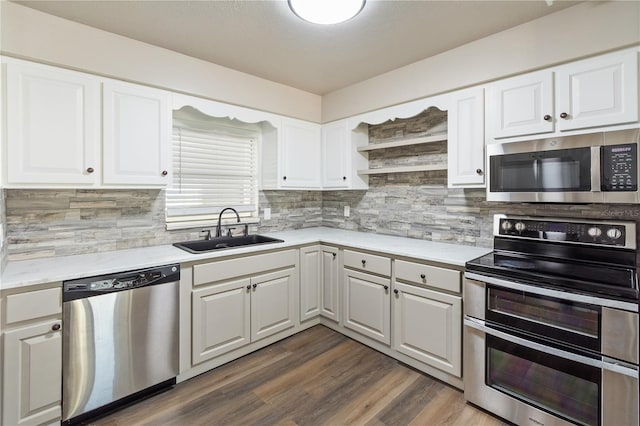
left=166, top=119, right=259, bottom=229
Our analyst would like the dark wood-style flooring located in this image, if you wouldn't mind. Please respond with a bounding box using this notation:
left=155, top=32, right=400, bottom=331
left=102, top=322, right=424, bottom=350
left=94, top=325, right=506, bottom=425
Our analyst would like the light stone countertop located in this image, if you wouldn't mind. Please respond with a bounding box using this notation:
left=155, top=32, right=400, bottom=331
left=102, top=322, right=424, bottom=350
left=1, top=227, right=492, bottom=291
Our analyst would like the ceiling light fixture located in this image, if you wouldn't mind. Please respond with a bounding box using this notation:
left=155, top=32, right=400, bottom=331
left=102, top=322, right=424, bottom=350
left=288, top=0, right=366, bottom=25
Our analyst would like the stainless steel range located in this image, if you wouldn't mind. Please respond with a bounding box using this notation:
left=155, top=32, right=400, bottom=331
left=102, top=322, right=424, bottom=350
left=464, top=215, right=639, bottom=426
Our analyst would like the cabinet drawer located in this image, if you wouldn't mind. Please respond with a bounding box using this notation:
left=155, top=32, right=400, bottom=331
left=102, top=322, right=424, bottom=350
left=5, top=287, right=62, bottom=325
left=343, top=250, right=390, bottom=277
left=194, top=249, right=297, bottom=286
left=395, top=260, right=460, bottom=293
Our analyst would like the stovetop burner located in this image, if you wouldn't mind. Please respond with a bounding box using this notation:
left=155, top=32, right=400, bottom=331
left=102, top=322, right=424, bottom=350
left=466, top=215, right=639, bottom=303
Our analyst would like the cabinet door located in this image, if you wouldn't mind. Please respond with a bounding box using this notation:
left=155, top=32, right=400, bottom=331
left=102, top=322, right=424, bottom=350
left=3, top=320, right=62, bottom=426
left=556, top=49, right=638, bottom=132
left=300, top=246, right=321, bottom=321
left=103, top=80, right=171, bottom=185
left=6, top=60, right=100, bottom=185
left=343, top=269, right=391, bottom=345
left=448, top=87, right=485, bottom=187
left=487, top=70, right=554, bottom=139
left=321, top=121, right=349, bottom=188
left=393, top=282, right=461, bottom=376
left=192, top=278, right=251, bottom=364
left=251, top=268, right=297, bottom=341
left=280, top=118, right=321, bottom=188
left=321, top=246, right=340, bottom=322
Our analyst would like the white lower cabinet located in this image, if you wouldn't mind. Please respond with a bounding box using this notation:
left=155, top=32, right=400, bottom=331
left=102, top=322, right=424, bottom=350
left=251, top=268, right=297, bottom=341
left=299, top=245, right=340, bottom=323
left=392, top=281, right=462, bottom=377
left=343, top=269, right=391, bottom=345
left=192, top=278, right=251, bottom=363
left=3, top=321, right=62, bottom=426
left=2, top=286, right=62, bottom=426
left=191, top=250, right=298, bottom=365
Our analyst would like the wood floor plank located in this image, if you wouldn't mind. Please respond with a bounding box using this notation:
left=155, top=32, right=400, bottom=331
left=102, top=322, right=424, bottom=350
left=94, top=325, right=505, bottom=426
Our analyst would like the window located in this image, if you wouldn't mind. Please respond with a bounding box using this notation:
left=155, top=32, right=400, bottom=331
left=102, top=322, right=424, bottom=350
left=166, top=108, right=259, bottom=230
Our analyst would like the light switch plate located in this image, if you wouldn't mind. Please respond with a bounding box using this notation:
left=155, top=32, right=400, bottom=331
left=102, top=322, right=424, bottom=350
left=344, top=205, right=350, bottom=217
left=264, top=207, right=271, bottom=220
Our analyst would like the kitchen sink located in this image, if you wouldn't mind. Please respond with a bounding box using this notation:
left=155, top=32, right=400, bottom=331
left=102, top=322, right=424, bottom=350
left=173, top=234, right=284, bottom=253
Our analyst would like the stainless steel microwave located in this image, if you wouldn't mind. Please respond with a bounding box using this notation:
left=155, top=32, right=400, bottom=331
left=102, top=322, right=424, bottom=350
left=486, top=128, right=640, bottom=203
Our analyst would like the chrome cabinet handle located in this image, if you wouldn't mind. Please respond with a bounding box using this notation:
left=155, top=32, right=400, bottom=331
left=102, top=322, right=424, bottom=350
left=383, top=285, right=389, bottom=291
left=161, top=170, right=168, bottom=176
left=246, top=285, right=251, bottom=290
left=420, top=274, right=426, bottom=280
left=393, top=289, right=399, bottom=295
left=86, top=167, right=94, bottom=173
left=252, top=283, right=257, bottom=289
left=51, top=323, right=61, bottom=331
left=361, top=260, right=366, bottom=266
left=332, top=253, right=336, bottom=259
left=543, top=114, right=552, bottom=121
left=475, top=168, right=483, bottom=175
left=560, top=112, right=569, bottom=119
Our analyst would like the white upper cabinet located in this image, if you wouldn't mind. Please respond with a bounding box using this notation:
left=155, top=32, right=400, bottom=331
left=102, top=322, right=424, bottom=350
left=3, top=57, right=172, bottom=188
left=280, top=118, right=321, bottom=188
left=556, top=49, right=638, bottom=132
left=261, top=117, right=322, bottom=190
left=447, top=87, right=485, bottom=188
left=5, top=58, right=101, bottom=185
left=102, top=80, right=171, bottom=185
left=321, top=119, right=368, bottom=190
left=487, top=70, right=554, bottom=139
left=487, top=48, right=639, bottom=141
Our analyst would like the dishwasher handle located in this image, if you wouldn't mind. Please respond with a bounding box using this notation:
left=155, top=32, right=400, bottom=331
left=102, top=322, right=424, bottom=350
left=63, top=264, right=180, bottom=302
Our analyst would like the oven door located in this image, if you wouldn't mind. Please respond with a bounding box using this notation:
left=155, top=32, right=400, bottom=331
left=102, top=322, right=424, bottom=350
left=464, top=317, right=639, bottom=426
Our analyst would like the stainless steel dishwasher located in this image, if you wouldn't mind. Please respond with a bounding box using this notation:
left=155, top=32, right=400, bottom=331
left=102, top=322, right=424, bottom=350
left=62, top=264, right=180, bottom=425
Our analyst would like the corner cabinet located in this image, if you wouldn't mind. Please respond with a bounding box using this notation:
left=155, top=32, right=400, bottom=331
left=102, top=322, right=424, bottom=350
left=2, top=286, right=63, bottom=426
left=299, top=245, right=340, bottom=323
left=261, top=118, right=321, bottom=189
left=487, top=48, right=638, bottom=140
left=3, top=57, right=172, bottom=188
left=447, top=87, right=485, bottom=188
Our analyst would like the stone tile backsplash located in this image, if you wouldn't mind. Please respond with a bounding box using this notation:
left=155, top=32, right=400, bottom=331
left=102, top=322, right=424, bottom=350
left=1, top=189, right=7, bottom=273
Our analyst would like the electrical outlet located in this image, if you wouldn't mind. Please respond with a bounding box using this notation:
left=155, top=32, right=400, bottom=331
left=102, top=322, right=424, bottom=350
left=344, top=205, right=350, bottom=217
left=264, top=207, right=271, bottom=220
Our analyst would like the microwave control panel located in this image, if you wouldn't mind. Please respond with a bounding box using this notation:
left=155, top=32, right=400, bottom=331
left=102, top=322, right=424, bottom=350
left=601, top=143, right=638, bottom=192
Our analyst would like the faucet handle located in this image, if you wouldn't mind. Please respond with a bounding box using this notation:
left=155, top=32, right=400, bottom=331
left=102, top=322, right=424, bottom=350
left=244, top=224, right=249, bottom=236
left=226, top=227, right=236, bottom=237
left=200, top=229, right=212, bottom=240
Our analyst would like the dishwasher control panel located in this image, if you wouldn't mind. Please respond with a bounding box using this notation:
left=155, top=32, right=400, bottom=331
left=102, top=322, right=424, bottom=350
left=63, top=264, right=180, bottom=302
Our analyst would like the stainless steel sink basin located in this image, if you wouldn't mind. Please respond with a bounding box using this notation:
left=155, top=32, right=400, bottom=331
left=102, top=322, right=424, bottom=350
left=173, top=234, right=284, bottom=253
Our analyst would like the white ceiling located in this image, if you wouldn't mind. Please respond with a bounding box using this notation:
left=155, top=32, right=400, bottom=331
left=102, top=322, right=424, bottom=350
left=14, top=0, right=581, bottom=95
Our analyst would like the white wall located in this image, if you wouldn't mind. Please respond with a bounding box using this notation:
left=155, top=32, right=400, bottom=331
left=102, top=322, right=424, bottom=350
left=0, top=2, right=322, bottom=123
left=322, top=1, right=640, bottom=122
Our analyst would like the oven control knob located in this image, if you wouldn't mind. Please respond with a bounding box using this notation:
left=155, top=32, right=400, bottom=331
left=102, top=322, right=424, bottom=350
left=606, top=228, right=622, bottom=239
left=501, top=221, right=513, bottom=231
left=587, top=227, right=602, bottom=238
left=514, top=222, right=526, bottom=232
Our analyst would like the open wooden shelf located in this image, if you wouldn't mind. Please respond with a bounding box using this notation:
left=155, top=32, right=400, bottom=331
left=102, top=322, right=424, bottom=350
left=357, top=164, right=448, bottom=175
left=357, top=133, right=448, bottom=152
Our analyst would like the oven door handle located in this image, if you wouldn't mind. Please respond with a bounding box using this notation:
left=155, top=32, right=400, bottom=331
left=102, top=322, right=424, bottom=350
left=464, top=272, right=639, bottom=312
left=464, top=317, right=639, bottom=379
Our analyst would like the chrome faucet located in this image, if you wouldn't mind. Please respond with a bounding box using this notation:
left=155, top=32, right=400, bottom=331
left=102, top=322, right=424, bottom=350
left=216, top=207, right=240, bottom=237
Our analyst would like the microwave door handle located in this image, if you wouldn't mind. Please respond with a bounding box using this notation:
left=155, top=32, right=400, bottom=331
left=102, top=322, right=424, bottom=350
left=464, top=317, right=639, bottom=378
left=591, top=146, right=601, bottom=192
